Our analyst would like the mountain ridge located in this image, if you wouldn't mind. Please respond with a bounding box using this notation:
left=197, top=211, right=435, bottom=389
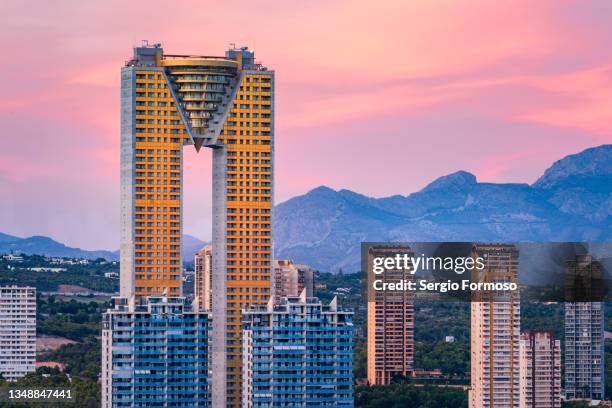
left=274, top=144, right=612, bottom=272
left=0, top=233, right=207, bottom=263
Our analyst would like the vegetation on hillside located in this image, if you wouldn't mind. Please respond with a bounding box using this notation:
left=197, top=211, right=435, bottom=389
left=37, top=297, right=109, bottom=341
left=0, top=254, right=118, bottom=293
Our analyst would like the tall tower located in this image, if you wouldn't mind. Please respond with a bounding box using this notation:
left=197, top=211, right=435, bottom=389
left=119, top=43, right=274, bottom=407
left=564, top=254, right=604, bottom=401
left=469, top=243, right=520, bottom=408
left=366, top=246, right=414, bottom=385
left=565, top=302, right=604, bottom=400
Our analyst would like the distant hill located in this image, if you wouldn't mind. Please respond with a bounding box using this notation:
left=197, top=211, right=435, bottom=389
left=0, top=235, right=119, bottom=261
left=0, top=234, right=207, bottom=263
left=183, top=234, right=207, bottom=263
left=274, top=145, right=612, bottom=272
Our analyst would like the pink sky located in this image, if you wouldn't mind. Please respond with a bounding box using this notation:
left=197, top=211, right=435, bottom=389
left=1, top=0, right=612, bottom=249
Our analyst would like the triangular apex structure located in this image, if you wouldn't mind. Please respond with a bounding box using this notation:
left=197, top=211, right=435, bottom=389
left=125, top=44, right=261, bottom=150
left=165, top=65, right=243, bottom=148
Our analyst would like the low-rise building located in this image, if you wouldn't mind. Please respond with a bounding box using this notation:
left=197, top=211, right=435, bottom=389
left=242, top=292, right=354, bottom=407
left=101, top=297, right=211, bottom=407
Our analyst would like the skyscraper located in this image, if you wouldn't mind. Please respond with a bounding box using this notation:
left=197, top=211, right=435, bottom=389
left=272, top=259, right=315, bottom=303
left=195, top=245, right=212, bottom=311
left=469, top=243, right=520, bottom=408
left=564, top=253, right=604, bottom=401
left=0, top=286, right=36, bottom=381
left=367, top=246, right=414, bottom=385
left=241, top=292, right=354, bottom=407
left=565, top=302, right=604, bottom=400
left=118, top=43, right=274, bottom=406
left=519, top=331, right=561, bottom=408
left=101, top=297, right=211, bottom=407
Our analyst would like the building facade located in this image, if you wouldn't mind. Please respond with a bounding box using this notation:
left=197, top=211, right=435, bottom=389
left=101, top=297, right=211, bottom=407
left=366, top=246, right=414, bottom=385
left=118, top=43, right=274, bottom=406
left=519, top=331, right=561, bottom=408
left=469, top=244, right=521, bottom=408
left=0, top=286, right=36, bottom=381
left=195, top=245, right=212, bottom=311
left=241, top=293, right=354, bottom=407
left=564, top=302, right=604, bottom=400
left=272, top=259, right=314, bottom=303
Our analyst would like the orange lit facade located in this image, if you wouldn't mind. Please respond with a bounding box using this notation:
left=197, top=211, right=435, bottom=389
left=120, top=69, right=189, bottom=298
left=120, top=43, right=274, bottom=407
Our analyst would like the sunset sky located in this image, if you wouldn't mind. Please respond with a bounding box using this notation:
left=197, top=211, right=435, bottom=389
left=1, top=0, right=612, bottom=249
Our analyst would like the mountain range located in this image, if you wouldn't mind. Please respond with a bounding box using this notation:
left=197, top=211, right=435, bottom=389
left=1, top=145, right=611, bottom=273
left=0, top=232, right=206, bottom=264
left=274, top=144, right=612, bottom=272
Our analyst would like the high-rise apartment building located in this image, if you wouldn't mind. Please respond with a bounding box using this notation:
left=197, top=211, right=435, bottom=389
left=469, top=243, right=520, bottom=408
left=519, top=331, right=561, bottom=408
left=101, top=297, right=211, bottom=407
left=195, top=245, right=212, bottom=311
left=241, top=292, right=354, bottom=407
left=0, top=286, right=36, bottom=381
left=367, top=246, right=414, bottom=385
left=118, top=43, right=274, bottom=406
left=564, top=254, right=604, bottom=401
left=565, top=302, right=604, bottom=400
left=272, top=259, right=314, bottom=303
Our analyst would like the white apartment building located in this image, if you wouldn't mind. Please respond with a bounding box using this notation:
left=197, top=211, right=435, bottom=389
left=0, top=286, right=36, bottom=381
left=272, top=259, right=315, bottom=303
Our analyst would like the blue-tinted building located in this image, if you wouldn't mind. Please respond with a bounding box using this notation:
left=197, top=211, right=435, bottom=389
left=241, top=292, right=354, bottom=407
left=565, top=301, right=604, bottom=400
left=101, top=297, right=211, bottom=407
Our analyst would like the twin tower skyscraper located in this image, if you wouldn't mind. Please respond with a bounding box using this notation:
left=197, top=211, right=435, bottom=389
left=115, top=43, right=274, bottom=407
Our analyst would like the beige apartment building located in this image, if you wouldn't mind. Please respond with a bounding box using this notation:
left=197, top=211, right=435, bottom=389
left=271, top=259, right=314, bottom=303
left=194, top=245, right=212, bottom=311
left=519, top=331, right=561, bottom=408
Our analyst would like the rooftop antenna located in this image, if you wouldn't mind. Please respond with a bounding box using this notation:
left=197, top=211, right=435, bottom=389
left=142, top=39, right=149, bottom=46
left=229, top=42, right=236, bottom=50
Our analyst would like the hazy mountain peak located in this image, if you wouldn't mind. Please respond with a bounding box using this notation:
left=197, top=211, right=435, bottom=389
left=306, top=185, right=337, bottom=196
left=421, top=170, right=477, bottom=193
left=533, top=144, right=612, bottom=189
